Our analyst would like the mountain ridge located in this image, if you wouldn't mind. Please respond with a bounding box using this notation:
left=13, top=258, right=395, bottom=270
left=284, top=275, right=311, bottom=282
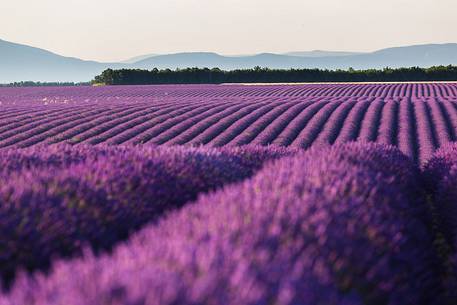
left=1, top=38, right=457, bottom=83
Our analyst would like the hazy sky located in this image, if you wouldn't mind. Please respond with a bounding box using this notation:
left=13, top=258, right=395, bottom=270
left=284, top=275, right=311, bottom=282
left=1, top=0, right=456, bottom=62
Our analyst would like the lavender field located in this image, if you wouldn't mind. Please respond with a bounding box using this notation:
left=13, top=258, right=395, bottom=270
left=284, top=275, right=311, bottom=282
left=1, top=83, right=457, bottom=164
left=2, top=83, right=457, bottom=304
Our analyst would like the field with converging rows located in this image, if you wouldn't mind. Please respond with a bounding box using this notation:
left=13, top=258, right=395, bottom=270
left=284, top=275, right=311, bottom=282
left=1, top=83, right=457, bottom=163
left=2, top=83, right=457, bottom=304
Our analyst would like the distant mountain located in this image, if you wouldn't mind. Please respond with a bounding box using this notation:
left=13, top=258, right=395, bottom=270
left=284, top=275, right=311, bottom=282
left=0, top=39, right=124, bottom=83
left=134, top=44, right=457, bottom=71
left=133, top=52, right=319, bottom=70
left=350, top=44, right=457, bottom=68
left=1, top=38, right=457, bottom=83
left=283, top=50, right=363, bottom=57
left=125, top=50, right=362, bottom=63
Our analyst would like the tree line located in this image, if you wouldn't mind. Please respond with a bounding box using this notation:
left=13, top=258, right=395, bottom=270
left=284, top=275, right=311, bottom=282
left=92, top=66, right=457, bottom=85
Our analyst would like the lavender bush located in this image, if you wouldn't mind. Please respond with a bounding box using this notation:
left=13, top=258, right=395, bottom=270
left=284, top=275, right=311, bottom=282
left=0, top=143, right=439, bottom=305
left=0, top=144, right=295, bottom=285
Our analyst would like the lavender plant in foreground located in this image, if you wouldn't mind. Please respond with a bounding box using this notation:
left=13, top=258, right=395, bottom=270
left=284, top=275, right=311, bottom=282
left=0, top=144, right=296, bottom=286
left=422, top=144, right=457, bottom=246
left=423, top=144, right=457, bottom=243
left=422, top=143, right=457, bottom=192
left=0, top=144, right=113, bottom=175
left=1, top=143, right=439, bottom=305
left=423, top=143, right=457, bottom=302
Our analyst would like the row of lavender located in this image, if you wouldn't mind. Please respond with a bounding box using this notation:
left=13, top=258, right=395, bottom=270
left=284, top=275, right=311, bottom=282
left=2, top=96, right=457, bottom=164
left=2, top=83, right=457, bottom=102
left=1, top=142, right=457, bottom=304
left=0, top=144, right=296, bottom=285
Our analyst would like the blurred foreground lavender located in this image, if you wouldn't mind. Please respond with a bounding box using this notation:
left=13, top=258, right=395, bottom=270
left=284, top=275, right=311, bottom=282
left=0, top=143, right=445, bottom=305
left=0, top=144, right=295, bottom=285
left=423, top=144, right=457, bottom=300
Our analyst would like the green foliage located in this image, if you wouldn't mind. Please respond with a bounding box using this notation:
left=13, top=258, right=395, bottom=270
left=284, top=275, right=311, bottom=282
left=92, top=65, right=457, bottom=85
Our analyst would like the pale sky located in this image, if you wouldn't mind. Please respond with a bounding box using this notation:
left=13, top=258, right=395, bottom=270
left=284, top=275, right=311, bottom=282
left=1, top=0, right=456, bottom=62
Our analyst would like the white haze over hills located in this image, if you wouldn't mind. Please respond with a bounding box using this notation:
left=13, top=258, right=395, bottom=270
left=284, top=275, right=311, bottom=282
left=1, top=38, right=457, bottom=83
